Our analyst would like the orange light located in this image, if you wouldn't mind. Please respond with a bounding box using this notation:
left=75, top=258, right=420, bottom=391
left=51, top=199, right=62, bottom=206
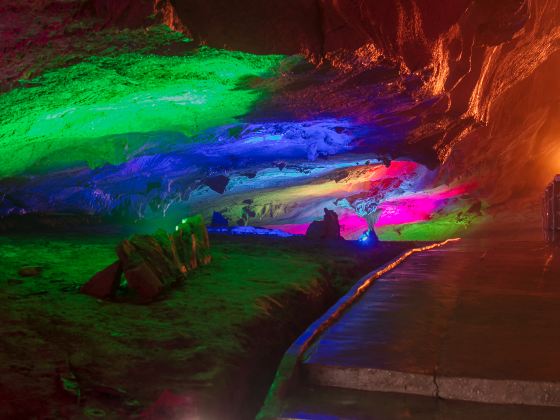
left=300, top=238, right=461, bottom=355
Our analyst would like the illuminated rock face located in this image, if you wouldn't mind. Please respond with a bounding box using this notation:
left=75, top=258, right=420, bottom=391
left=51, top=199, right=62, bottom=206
left=1, top=0, right=558, bottom=238
left=162, top=0, right=560, bottom=218
left=0, top=49, right=282, bottom=176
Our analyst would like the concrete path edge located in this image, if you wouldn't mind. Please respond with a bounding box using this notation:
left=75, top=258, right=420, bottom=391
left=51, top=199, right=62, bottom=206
left=256, top=239, right=460, bottom=419
left=305, top=364, right=560, bottom=407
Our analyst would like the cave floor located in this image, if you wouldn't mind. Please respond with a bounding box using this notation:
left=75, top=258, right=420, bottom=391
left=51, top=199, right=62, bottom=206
left=280, top=238, right=560, bottom=418
left=0, top=232, right=413, bottom=419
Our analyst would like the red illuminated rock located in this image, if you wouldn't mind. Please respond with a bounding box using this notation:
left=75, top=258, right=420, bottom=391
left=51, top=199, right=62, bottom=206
left=80, top=261, right=122, bottom=298
left=123, top=262, right=163, bottom=301
left=82, top=215, right=211, bottom=302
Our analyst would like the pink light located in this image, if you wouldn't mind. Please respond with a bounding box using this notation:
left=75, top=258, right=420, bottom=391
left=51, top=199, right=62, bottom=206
left=265, top=211, right=369, bottom=240
left=339, top=212, right=369, bottom=239
left=263, top=164, right=476, bottom=239
left=377, top=183, right=476, bottom=227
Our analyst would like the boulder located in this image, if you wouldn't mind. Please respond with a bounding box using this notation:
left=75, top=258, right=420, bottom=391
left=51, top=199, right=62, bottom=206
left=305, top=220, right=325, bottom=240
left=80, top=261, right=122, bottom=298
left=82, top=215, right=211, bottom=302
left=123, top=262, right=164, bottom=301
left=117, top=234, right=177, bottom=288
left=305, top=208, right=342, bottom=240
left=323, top=208, right=341, bottom=239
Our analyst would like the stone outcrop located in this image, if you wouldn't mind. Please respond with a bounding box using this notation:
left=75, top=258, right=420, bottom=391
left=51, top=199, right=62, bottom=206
left=81, top=215, right=211, bottom=302
left=306, top=208, right=343, bottom=240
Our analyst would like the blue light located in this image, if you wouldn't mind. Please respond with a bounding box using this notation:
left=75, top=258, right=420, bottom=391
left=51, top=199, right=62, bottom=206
left=358, top=230, right=379, bottom=245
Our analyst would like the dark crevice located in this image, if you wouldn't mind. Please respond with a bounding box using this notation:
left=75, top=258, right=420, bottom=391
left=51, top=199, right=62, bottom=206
left=315, top=0, right=326, bottom=58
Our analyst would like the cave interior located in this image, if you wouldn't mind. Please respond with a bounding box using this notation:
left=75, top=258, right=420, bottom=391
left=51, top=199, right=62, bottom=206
left=1, top=0, right=560, bottom=418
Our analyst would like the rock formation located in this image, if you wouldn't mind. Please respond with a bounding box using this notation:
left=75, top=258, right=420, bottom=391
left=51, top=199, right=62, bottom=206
left=306, top=208, right=343, bottom=240
left=87, top=0, right=560, bottom=224
left=2, top=0, right=559, bottom=239
left=81, top=215, right=211, bottom=301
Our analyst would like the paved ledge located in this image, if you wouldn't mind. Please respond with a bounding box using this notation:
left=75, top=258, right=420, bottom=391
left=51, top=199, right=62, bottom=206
left=306, top=365, right=437, bottom=396
left=261, top=239, right=560, bottom=418
left=300, top=239, right=560, bottom=408
left=257, top=240, right=458, bottom=419
left=438, top=376, right=560, bottom=407
left=305, top=364, right=560, bottom=407
left=280, top=385, right=560, bottom=420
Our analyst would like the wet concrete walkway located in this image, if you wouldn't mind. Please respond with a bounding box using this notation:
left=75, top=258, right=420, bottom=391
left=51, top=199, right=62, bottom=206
left=281, top=239, right=560, bottom=417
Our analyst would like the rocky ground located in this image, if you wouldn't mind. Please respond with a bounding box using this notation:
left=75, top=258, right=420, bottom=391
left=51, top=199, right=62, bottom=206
left=0, top=232, right=416, bottom=419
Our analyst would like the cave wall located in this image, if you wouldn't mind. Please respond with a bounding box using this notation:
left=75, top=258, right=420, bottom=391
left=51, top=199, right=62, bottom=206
left=139, top=0, right=559, bottom=219
left=2, top=0, right=559, bottom=235
left=444, top=50, right=560, bottom=224
left=437, top=0, right=560, bottom=224
left=91, top=0, right=473, bottom=62
left=90, top=0, right=560, bottom=195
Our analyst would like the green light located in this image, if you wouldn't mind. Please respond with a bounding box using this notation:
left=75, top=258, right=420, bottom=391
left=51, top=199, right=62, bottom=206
left=0, top=48, right=283, bottom=176
left=377, top=212, right=478, bottom=241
